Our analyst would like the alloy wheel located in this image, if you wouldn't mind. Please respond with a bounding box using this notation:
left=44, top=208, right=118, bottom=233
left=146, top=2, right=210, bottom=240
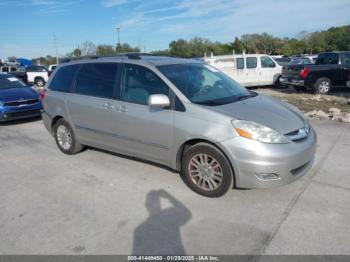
left=188, top=153, right=224, bottom=191
left=56, top=125, right=72, bottom=150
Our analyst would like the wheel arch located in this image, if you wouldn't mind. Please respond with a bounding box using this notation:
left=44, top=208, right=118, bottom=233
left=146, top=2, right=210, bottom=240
left=51, top=115, right=64, bottom=130
left=273, top=73, right=281, bottom=85
left=176, top=138, right=237, bottom=188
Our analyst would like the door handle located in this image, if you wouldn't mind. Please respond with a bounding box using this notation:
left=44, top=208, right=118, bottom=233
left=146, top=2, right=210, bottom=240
left=119, top=105, right=128, bottom=112
left=103, top=103, right=114, bottom=110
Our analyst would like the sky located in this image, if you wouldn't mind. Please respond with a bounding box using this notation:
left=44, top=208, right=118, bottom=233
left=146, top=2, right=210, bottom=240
left=0, top=0, right=349, bottom=59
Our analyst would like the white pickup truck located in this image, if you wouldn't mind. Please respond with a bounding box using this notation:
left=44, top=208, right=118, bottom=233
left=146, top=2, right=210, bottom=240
left=204, top=54, right=283, bottom=88
left=26, top=65, right=49, bottom=87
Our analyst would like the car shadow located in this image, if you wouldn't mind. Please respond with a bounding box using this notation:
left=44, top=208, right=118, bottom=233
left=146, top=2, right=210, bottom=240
left=132, top=190, right=192, bottom=255
left=0, top=116, right=42, bottom=126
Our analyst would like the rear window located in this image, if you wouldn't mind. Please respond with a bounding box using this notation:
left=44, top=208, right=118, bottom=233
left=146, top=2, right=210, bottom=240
left=49, top=64, right=80, bottom=92
left=26, top=66, right=48, bottom=72
left=74, top=63, right=119, bottom=98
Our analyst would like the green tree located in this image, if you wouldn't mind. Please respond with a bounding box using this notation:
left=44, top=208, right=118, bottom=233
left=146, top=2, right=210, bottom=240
left=169, top=39, right=191, bottom=57
left=232, top=37, right=244, bottom=53
left=97, top=44, right=115, bottom=55
left=115, top=43, right=140, bottom=53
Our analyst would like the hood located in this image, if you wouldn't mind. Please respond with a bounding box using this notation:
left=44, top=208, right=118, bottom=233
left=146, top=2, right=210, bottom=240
left=0, top=87, right=39, bottom=103
left=210, top=94, right=305, bottom=134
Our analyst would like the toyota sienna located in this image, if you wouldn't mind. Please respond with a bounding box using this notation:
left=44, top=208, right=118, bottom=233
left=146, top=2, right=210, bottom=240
left=42, top=54, right=317, bottom=197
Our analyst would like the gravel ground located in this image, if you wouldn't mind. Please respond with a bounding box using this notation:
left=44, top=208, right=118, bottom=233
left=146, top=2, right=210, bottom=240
left=254, top=87, right=350, bottom=113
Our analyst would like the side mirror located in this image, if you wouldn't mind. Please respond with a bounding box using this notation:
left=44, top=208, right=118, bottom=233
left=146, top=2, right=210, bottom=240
left=148, top=94, right=170, bottom=108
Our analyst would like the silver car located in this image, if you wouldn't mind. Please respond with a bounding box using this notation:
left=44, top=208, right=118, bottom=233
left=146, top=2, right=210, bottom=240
left=42, top=54, right=317, bottom=197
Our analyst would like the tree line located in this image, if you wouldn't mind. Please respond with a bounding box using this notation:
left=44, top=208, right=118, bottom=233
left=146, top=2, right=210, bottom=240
left=33, top=24, right=349, bottom=65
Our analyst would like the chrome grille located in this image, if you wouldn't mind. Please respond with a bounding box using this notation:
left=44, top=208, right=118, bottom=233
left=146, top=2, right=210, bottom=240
left=4, top=99, right=39, bottom=107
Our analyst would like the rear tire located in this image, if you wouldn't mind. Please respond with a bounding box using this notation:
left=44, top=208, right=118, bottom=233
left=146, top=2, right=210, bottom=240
left=35, top=77, right=46, bottom=87
left=53, top=119, right=83, bottom=155
left=181, top=143, right=233, bottom=197
left=314, top=78, right=332, bottom=94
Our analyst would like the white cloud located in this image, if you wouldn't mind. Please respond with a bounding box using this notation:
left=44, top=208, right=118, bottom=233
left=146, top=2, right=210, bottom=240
left=114, top=0, right=350, bottom=45
left=0, top=0, right=84, bottom=14
left=102, top=0, right=140, bottom=7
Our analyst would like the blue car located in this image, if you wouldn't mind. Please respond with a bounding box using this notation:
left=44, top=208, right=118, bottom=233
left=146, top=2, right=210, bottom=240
left=0, top=74, right=43, bottom=122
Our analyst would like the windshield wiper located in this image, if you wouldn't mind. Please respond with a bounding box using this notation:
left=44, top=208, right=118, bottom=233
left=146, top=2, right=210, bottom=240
left=195, top=100, right=222, bottom=106
left=236, top=92, right=257, bottom=102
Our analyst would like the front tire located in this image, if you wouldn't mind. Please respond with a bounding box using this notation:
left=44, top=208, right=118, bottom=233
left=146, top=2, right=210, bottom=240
left=274, top=76, right=285, bottom=89
left=53, top=119, right=83, bottom=155
left=181, top=143, right=233, bottom=197
left=314, top=78, right=332, bottom=94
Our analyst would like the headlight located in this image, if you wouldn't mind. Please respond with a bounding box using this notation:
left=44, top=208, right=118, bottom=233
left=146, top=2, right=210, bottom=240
left=232, top=120, right=289, bottom=144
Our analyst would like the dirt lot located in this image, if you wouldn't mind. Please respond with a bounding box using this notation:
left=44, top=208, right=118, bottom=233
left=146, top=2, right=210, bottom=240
left=254, top=87, right=350, bottom=113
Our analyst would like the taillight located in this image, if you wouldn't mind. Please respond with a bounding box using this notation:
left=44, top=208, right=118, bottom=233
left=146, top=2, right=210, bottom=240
left=39, top=89, right=47, bottom=100
left=300, top=67, right=310, bottom=79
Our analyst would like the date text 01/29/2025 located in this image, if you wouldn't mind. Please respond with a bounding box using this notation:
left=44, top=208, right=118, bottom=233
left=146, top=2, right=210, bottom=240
left=127, top=255, right=220, bottom=261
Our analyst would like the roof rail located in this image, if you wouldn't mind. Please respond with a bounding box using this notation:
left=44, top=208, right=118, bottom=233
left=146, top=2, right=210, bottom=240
left=101, top=52, right=157, bottom=60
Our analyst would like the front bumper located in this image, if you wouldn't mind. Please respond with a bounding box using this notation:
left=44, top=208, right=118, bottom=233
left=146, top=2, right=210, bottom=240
left=218, top=127, right=317, bottom=189
left=0, top=103, right=43, bottom=122
left=280, top=77, right=305, bottom=86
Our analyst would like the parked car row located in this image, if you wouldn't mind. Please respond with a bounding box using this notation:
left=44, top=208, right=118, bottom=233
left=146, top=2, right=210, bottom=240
left=0, top=65, right=50, bottom=87
left=280, top=51, right=350, bottom=94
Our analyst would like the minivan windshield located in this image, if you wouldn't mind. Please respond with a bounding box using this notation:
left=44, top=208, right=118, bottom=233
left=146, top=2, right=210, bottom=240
left=157, top=63, right=254, bottom=105
left=0, top=76, right=26, bottom=89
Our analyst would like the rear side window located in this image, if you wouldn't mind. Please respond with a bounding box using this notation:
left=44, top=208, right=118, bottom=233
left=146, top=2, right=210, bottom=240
left=246, top=57, right=257, bottom=69
left=316, top=53, right=340, bottom=64
left=236, top=58, right=244, bottom=69
left=49, top=64, right=80, bottom=92
left=74, top=63, right=119, bottom=98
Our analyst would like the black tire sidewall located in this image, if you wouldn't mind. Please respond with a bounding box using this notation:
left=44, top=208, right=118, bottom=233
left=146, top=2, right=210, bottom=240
left=53, top=119, right=78, bottom=155
left=35, top=77, right=45, bottom=87
left=181, top=143, right=233, bottom=197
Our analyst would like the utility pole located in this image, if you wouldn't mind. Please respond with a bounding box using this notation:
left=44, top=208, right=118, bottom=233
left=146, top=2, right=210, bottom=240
left=53, top=33, right=59, bottom=64
left=116, top=27, right=121, bottom=46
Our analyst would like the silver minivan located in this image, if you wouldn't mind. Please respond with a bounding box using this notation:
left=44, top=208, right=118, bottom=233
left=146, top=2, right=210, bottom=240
left=42, top=54, right=317, bottom=197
